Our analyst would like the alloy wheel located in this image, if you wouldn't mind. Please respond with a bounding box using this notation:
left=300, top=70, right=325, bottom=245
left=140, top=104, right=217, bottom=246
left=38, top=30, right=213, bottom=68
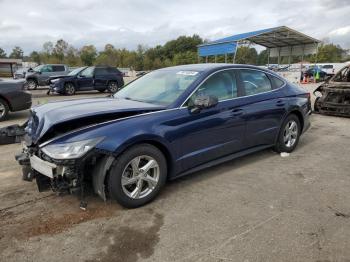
left=0, top=102, right=6, bottom=118
left=121, top=155, right=160, bottom=199
left=27, top=80, right=37, bottom=90
left=283, top=120, right=298, bottom=148
left=65, top=84, right=75, bottom=95
left=108, top=82, right=118, bottom=93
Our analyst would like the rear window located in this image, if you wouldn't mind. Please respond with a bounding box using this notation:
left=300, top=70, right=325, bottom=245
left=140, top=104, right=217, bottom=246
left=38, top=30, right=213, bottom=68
left=52, top=65, right=65, bottom=72
left=322, top=65, right=333, bottom=69
left=270, top=75, right=284, bottom=89
left=95, top=68, right=110, bottom=75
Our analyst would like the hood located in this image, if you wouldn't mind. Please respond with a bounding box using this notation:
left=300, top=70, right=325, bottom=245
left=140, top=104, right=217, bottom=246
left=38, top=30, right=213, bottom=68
left=26, top=97, right=165, bottom=144
left=49, top=75, right=72, bottom=81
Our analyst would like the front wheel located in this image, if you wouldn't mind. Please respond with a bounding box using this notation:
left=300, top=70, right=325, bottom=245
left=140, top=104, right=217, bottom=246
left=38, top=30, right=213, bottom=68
left=274, top=114, right=301, bottom=153
left=26, top=79, right=37, bottom=90
left=108, top=144, right=167, bottom=208
left=0, top=98, right=9, bottom=122
left=64, top=83, right=76, bottom=95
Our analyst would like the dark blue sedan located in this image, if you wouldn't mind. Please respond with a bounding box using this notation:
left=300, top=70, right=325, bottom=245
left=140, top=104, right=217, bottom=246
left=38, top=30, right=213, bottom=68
left=17, top=64, right=311, bottom=208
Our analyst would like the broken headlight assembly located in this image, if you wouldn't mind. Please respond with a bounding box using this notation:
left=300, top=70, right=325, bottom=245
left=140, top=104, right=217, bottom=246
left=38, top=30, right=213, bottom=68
left=41, top=137, right=104, bottom=160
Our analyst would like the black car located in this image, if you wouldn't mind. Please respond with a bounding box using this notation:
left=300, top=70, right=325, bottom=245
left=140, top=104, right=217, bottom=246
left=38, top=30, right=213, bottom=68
left=0, top=79, right=32, bottom=121
left=48, top=66, right=124, bottom=95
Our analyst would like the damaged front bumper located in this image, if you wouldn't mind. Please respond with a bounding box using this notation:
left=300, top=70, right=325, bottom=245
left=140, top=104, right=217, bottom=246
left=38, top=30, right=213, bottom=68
left=15, top=143, right=114, bottom=208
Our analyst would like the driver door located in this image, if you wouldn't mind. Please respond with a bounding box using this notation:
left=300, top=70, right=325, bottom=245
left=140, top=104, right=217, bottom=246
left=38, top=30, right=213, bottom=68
left=175, top=69, right=246, bottom=172
left=77, top=67, right=95, bottom=90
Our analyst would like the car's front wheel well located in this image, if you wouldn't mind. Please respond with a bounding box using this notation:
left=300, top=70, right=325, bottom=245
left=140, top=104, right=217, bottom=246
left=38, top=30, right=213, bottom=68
left=101, top=140, right=172, bottom=199
left=0, top=95, right=11, bottom=111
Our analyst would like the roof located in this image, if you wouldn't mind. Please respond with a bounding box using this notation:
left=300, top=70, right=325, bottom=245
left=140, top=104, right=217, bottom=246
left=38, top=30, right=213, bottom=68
left=159, top=63, right=274, bottom=73
left=198, top=26, right=321, bottom=57
left=0, top=58, right=22, bottom=64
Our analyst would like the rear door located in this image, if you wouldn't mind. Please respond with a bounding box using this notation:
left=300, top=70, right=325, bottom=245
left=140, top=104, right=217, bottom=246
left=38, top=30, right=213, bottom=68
left=94, top=68, right=109, bottom=89
left=77, top=67, right=95, bottom=90
left=237, top=69, right=287, bottom=148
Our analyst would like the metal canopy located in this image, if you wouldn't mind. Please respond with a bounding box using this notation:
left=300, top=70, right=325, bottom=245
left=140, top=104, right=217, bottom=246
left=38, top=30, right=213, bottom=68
left=198, top=26, right=321, bottom=58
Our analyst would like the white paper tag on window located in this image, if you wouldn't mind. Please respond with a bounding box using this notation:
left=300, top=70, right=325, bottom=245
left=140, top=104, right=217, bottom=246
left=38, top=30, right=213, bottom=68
left=176, top=71, right=199, bottom=76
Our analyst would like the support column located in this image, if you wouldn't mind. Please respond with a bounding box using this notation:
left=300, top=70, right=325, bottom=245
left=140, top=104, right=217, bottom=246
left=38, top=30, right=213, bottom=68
left=267, top=48, right=270, bottom=68
left=233, top=42, right=239, bottom=64
left=225, top=53, right=227, bottom=63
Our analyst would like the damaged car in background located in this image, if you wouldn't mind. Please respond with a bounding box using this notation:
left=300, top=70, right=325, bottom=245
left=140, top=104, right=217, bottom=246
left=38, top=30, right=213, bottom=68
left=314, top=65, right=350, bottom=117
left=16, top=64, right=311, bottom=209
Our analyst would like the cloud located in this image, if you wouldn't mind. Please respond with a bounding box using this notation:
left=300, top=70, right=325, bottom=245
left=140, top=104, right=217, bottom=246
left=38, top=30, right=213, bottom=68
left=0, top=0, right=349, bottom=55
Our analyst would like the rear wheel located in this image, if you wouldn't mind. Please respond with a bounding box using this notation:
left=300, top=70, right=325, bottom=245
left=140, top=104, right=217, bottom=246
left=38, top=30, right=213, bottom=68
left=107, top=81, right=119, bottom=93
left=0, top=98, right=9, bottom=122
left=26, top=79, right=37, bottom=90
left=314, top=97, right=320, bottom=112
left=64, top=83, right=75, bottom=95
left=274, top=114, right=301, bottom=153
left=108, top=144, right=167, bottom=208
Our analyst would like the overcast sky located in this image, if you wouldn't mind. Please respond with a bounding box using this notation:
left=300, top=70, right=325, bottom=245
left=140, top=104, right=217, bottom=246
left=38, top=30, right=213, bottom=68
left=0, top=0, right=349, bottom=55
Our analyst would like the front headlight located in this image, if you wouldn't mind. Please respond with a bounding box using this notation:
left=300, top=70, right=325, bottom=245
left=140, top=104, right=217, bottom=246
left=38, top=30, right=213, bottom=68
left=41, top=137, right=104, bottom=160
left=50, top=79, right=60, bottom=84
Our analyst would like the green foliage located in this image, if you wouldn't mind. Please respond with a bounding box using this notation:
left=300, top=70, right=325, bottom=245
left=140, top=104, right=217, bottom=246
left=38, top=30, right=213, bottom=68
left=0, top=48, right=6, bottom=58
left=9, top=46, right=23, bottom=59
left=235, top=46, right=258, bottom=64
left=80, top=45, right=97, bottom=66
left=3, top=37, right=347, bottom=70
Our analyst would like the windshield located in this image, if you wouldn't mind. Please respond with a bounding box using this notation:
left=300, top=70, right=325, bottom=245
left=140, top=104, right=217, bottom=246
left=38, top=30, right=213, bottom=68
left=68, top=67, right=86, bottom=76
left=114, top=69, right=201, bottom=106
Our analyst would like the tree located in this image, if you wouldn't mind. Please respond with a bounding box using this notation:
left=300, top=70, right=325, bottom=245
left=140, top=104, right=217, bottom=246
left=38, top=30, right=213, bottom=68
left=257, top=49, right=268, bottom=65
left=235, top=46, right=258, bottom=64
left=80, top=45, right=97, bottom=66
left=29, top=51, right=41, bottom=64
left=53, top=39, right=69, bottom=62
left=9, top=46, right=23, bottom=59
left=314, top=43, right=346, bottom=63
left=0, top=48, right=6, bottom=58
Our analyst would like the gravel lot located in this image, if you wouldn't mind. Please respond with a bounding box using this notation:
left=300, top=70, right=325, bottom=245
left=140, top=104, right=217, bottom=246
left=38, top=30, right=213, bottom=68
left=1, top=84, right=350, bottom=262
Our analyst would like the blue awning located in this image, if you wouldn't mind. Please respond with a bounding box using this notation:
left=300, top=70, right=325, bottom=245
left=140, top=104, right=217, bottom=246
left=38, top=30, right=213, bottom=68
left=198, top=42, right=237, bottom=56
left=198, top=26, right=320, bottom=57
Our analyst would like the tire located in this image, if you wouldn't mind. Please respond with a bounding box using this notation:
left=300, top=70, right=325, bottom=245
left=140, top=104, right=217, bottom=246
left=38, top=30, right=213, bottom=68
left=314, top=97, right=320, bottom=112
left=0, top=98, right=9, bottom=122
left=26, top=79, right=37, bottom=90
left=274, top=114, right=301, bottom=153
left=107, top=81, right=119, bottom=93
left=64, top=83, right=76, bottom=95
left=108, top=144, right=167, bottom=208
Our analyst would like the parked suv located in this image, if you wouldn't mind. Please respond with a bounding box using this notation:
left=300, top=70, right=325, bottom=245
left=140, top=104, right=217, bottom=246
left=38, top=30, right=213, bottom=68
left=25, top=64, right=69, bottom=90
left=48, top=66, right=124, bottom=95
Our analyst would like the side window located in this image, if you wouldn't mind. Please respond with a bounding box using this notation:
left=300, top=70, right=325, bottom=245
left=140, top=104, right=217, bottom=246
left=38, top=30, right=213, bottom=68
left=270, top=75, right=284, bottom=89
left=188, top=70, right=237, bottom=104
left=80, top=67, right=94, bottom=77
left=333, top=67, right=350, bottom=82
left=240, top=70, right=272, bottom=96
left=95, top=68, right=109, bottom=76
left=41, top=65, right=53, bottom=73
left=52, top=65, right=65, bottom=72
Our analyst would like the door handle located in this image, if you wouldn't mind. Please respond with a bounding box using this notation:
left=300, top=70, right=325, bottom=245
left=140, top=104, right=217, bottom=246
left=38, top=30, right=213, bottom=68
left=276, top=100, right=285, bottom=106
left=231, top=108, right=244, bottom=116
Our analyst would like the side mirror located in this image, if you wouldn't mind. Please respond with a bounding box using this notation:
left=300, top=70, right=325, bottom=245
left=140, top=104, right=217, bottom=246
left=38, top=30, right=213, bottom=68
left=189, top=95, right=218, bottom=114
